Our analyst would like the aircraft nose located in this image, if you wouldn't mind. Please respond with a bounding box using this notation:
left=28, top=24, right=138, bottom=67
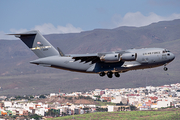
left=169, top=52, right=175, bottom=61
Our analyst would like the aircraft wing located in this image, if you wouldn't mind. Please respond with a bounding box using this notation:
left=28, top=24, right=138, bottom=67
left=70, top=51, right=125, bottom=64
left=70, top=50, right=127, bottom=64
left=71, top=53, right=101, bottom=64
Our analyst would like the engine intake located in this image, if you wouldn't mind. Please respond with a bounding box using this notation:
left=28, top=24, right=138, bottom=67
left=100, top=53, right=120, bottom=63
left=121, top=53, right=137, bottom=61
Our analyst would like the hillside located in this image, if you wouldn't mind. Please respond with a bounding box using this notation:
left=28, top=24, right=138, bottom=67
left=50, top=109, right=180, bottom=120
left=0, top=19, right=180, bottom=95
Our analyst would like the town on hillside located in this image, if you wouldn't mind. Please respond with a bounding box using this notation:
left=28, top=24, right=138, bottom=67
left=0, top=83, right=180, bottom=119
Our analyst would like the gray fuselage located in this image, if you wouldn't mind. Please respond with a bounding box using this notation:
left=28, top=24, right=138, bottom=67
left=30, top=48, right=175, bottom=74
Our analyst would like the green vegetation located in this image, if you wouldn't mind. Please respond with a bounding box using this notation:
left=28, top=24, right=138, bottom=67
left=94, top=95, right=101, bottom=99
left=130, top=105, right=137, bottom=111
left=95, top=107, right=108, bottom=112
left=10, top=95, right=34, bottom=101
left=48, top=109, right=180, bottom=120
left=78, top=96, right=92, bottom=100
left=39, top=95, right=46, bottom=99
left=14, top=95, right=30, bottom=100
left=63, top=96, right=92, bottom=100
left=46, top=109, right=60, bottom=117
left=29, top=114, right=42, bottom=120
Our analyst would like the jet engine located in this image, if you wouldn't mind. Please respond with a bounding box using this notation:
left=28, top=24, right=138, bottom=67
left=120, top=53, right=137, bottom=61
left=100, top=53, right=120, bottom=63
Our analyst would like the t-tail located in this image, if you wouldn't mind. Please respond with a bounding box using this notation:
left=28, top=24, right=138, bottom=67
left=9, top=30, right=59, bottom=58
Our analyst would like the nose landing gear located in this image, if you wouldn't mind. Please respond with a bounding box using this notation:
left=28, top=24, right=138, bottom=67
left=163, top=64, right=168, bottom=71
left=164, top=67, right=168, bottom=71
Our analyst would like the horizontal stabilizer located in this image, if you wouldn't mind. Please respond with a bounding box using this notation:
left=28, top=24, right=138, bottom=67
left=8, top=31, right=37, bottom=36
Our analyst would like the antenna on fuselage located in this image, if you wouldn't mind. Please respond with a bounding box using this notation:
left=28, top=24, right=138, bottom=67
left=57, top=47, right=65, bottom=56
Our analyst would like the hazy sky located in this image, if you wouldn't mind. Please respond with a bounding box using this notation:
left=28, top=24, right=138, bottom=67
left=1, top=0, right=180, bottom=39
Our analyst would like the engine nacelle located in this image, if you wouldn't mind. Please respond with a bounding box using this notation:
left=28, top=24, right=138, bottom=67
left=121, top=53, right=137, bottom=61
left=100, top=53, right=120, bottom=63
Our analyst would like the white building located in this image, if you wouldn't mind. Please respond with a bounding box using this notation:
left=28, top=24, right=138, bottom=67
left=111, top=96, right=125, bottom=103
left=4, top=101, right=12, bottom=107
left=108, top=105, right=114, bottom=112
left=157, top=100, right=171, bottom=108
left=35, top=108, right=46, bottom=116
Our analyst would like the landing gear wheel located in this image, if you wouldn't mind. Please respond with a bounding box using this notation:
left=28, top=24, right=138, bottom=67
left=164, top=67, right=168, bottom=71
left=114, top=72, right=120, bottom=77
left=99, top=72, right=105, bottom=77
left=107, top=71, right=113, bottom=78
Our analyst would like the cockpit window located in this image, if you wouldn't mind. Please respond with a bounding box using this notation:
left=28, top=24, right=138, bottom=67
left=163, top=49, right=170, bottom=53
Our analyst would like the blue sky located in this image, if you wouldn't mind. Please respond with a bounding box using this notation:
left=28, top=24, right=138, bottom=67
left=1, top=0, right=180, bottom=39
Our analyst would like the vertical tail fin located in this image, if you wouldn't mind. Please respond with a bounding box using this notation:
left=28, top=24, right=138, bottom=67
left=9, top=30, right=59, bottom=58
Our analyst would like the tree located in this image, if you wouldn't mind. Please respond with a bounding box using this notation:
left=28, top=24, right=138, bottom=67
left=120, top=101, right=124, bottom=105
left=39, top=95, right=46, bottom=99
left=29, top=95, right=34, bottom=99
left=29, top=114, right=42, bottom=120
left=130, top=105, right=137, bottom=111
left=116, top=101, right=124, bottom=106
left=103, top=100, right=107, bottom=102
left=68, top=97, right=72, bottom=100
left=85, top=96, right=92, bottom=100
left=15, top=96, right=22, bottom=100
left=94, top=95, right=101, bottom=98
left=134, top=90, right=137, bottom=93
left=96, top=107, right=108, bottom=112
left=46, top=109, right=60, bottom=117
left=83, top=107, right=89, bottom=110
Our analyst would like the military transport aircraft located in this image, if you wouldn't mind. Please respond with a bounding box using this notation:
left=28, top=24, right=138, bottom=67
left=9, top=30, right=175, bottom=78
